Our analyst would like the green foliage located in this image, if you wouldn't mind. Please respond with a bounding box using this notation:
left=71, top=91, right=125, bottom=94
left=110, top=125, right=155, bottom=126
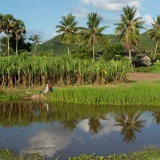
left=0, top=149, right=45, bottom=160
left=134, top=66, right=154, bottom=72
left=50, top=81, right=160, bottom=105
left=114, top=5, right=145, bottom=52
left=36, top=35, right=68, bottom=55
left=36, top=31, right=159, bottom=58
left=102, top=44, right=124, bottom=60
left=68, top=148, right=160, bottom=160
left=71, top=46, right=93, bottom=59
left=133, top=61, right=160, bottom=73
left=0, top=55, right=131, bottom=87
left=1, top=148, right=160, bottom=160
left=0, top=90, right=6, bottom=96
left=0, top=36, right=31, bottom=55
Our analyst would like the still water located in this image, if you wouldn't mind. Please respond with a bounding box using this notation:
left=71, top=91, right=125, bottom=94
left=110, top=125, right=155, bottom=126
left=0, top=102, right=160, bottom=159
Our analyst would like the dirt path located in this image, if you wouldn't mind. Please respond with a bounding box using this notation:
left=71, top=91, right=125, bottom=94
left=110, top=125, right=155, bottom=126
left=127, top=72, right=160, bottom=81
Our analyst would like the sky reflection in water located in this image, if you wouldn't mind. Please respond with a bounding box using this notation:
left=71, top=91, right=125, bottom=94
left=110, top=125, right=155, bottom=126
left=0, top=102, right=160, bottom=160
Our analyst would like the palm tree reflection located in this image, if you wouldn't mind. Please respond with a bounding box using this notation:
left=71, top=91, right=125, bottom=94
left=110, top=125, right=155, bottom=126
left=62, top=119, right=79, bottom=131
left=152, top=111, right=160, bottom=124
left=115, top=112, right=146, bottom=143
left=89, top=115, right=107, bottom=134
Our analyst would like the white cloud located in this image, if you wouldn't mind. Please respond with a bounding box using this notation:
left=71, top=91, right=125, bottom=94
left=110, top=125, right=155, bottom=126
left=143, top=14, right=153, bottom=26
left=51, top=32, right=58, bottom=38
left=72, top=5, right=88, bottom=18
left=21, top=125, right=72, bottom=158
left=80, top=0, right=142, bottom=11
left=77, top=114, right=121, bottom=137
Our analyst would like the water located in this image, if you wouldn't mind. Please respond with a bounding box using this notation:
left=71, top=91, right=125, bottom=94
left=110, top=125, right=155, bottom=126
left=0, top=102, right=160, bottom=159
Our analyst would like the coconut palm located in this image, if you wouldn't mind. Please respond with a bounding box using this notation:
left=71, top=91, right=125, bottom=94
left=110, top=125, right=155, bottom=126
left=115, top=112, right=146, bottom=143
left=147, top=15, right=160, bottom=60
left=1, top=14, right=15, bottom=56
left=0, top=13, right=4, bottom=33
left=114, top=5, right=145, bottom=60
left=56, top=14, right=80, bottom=55
left=12, top=19, right=26, bottom=54
left=80, top=12, right=108, bottom=61
left=29, top=34, right=41, bottom=56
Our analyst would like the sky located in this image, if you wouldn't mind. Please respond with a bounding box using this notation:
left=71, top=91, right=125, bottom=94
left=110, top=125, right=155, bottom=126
left=0, top=0, right=160, bottom=42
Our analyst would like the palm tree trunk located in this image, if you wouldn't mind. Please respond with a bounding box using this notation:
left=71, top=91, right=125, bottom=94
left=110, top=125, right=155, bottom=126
left=35, top=44, right=37, bottom=56
left=92, top=35, right=95, bottom=61
left=154, top=41, right=158, bottom=60
left=7, top=35, right=10, bottom=56
left=129, top=49, right=132, bottom=61
left=16, top=39, right=18, bottom=55
left=68, top=46, right=70, bottom=55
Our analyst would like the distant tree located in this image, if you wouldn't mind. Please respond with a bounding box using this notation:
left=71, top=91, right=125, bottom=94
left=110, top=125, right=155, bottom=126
left=56, top=14, right=80, bottom=55
left=147, top=15, right=160, bottom=60
left=114, top=5, right=145, bottom=61
left=80, top=12, right=108, bottom=61
left=1, top=14, right=15, bottom=55
left=29, top=34, right=41, bottom=56
left=0, top=13, right=4, bottom=33
left=12, top=19, right=26, bottom=54
left=10, top=36, right=32, bottom=53
left=0, top=36, right=8, bottom=56
left=102, top=44, right=125, bottom=60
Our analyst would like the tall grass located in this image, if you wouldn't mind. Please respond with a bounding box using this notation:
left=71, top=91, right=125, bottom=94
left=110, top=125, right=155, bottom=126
left=49, top=81, right=160, bottom=105
left=0, top=55, right=131, bottom=87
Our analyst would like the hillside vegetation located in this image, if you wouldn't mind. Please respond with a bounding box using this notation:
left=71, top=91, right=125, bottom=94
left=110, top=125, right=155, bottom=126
left=37, top=31, right=158, bottom=55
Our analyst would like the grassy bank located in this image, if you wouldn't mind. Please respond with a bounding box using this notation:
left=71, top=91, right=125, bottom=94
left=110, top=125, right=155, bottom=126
left=49, top=80, right=160, bottom=105
left=1, top=148, right=160, bottom=160
left=1, top=80, right=160, bottom=106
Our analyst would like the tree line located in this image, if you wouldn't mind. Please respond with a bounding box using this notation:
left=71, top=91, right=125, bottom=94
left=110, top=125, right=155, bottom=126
left=0, top=5, right=160, bottom=60
left=56, top=5, right=160, bottom=60
left=0, top=13, right=41, bottom=56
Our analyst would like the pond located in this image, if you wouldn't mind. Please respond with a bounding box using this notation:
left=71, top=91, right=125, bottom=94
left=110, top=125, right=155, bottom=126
left=0, top=102, right=160, bottom=160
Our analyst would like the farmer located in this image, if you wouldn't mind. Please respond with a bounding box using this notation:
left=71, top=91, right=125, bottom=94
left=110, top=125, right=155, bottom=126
left=49, top=83, right=55, bottom=92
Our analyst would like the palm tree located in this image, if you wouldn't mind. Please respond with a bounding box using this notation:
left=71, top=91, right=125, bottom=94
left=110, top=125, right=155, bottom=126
left=1, top=14, right=15, bottom=56
left=115, top=112, right=146, bottom=143
left=0, top=13, right=4, bottom=33
left=114, top=5, right=145, bottom=61
left=56, top=14, right=79, bottom=55
left=147, top=15, right=160, bottom=60
left=80, top=12, right=108, bottom=61
left=12, top=19, right=26, bottom=54
left=29, top=34, right=41, bottom=56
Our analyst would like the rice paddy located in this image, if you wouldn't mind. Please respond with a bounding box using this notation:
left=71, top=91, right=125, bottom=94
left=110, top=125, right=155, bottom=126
left=49, top=81, right=160, bottom=105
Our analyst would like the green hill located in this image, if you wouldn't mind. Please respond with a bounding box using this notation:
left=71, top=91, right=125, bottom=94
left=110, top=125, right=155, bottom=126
left=37, top=31, right=158, bottom=54
left=37, top=35, right=68, bottom=55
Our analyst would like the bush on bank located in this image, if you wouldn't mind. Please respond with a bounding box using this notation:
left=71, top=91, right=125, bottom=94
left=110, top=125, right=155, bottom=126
left=1, top=148, right=160, bottom=160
